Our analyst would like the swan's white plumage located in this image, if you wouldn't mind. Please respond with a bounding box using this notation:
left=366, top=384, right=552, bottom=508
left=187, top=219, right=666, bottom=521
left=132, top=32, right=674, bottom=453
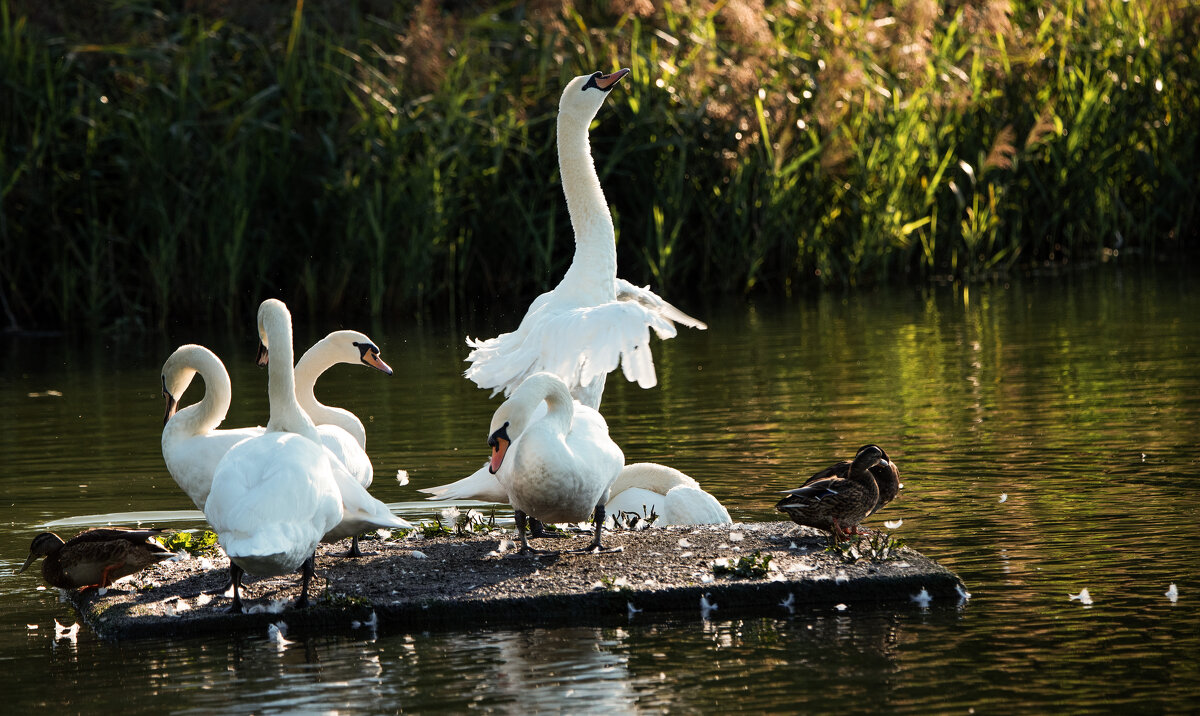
left=604, top=463, right=731, bottom=525
left=163, top=331, right=399, bottom=536
left=205, top=300, right=343, bottom=577
left=489, top=373, right=623, bottom=524
left=160, top=345, right=261, bottom=511
left=464, top=70, right=705, bottom=410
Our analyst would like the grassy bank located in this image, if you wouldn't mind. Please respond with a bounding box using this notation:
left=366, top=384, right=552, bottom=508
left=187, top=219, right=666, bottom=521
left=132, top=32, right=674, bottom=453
left=1, top=0, right=1197, bottom=332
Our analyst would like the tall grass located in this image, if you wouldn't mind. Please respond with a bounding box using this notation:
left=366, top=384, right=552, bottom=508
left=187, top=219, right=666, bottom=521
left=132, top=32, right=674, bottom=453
left=0, top=0, right=1196, bottom=332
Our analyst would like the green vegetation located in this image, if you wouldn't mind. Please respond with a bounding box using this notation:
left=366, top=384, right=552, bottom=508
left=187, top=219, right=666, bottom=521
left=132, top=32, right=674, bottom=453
left=158, top=529, right=220, bottom=557
left=828, top=531, right=905, bottom=562
left=712, top=550, right=773, bottom=579
left=1, top=0, right=1196, bottom=332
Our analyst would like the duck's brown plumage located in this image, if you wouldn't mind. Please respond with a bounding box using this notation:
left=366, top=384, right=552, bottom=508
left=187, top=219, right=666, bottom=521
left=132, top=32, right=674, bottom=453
left=800, top=445, right=901, bottom=517
left=775, top=445, right=891, bottom=539
left=20, top=528, right=174, bottom=590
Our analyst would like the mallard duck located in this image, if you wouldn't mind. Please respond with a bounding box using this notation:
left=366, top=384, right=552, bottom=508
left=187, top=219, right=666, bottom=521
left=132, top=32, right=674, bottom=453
left=20, top=528, right=174, bottom=590
left=799, top=444, right=901, bottom=520
left=775, top=445, right=890, bottom=541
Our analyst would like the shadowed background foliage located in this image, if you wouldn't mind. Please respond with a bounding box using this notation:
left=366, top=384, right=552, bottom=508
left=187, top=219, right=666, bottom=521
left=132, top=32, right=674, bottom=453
left=1, top=0, right=1196, bottom=332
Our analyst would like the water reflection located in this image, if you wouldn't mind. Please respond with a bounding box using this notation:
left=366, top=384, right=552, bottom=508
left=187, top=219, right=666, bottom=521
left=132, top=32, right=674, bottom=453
left=2, top=267, right=1199, bottom=712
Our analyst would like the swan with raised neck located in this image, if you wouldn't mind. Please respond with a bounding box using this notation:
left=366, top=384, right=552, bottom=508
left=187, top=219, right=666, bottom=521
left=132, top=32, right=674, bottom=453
left=463, top=67, right=706, bottom=411
left=294, top=330, right=392, bottom=449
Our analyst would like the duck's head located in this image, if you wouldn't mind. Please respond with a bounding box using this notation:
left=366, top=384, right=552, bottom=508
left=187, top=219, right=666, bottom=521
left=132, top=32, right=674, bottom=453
left=559, top=68, right=630, bottom=126
left=20, top=532, right=65, bottom=572
left=851, top=444, right=891, bottom=473
left=314, top=330, right=393, bottom=375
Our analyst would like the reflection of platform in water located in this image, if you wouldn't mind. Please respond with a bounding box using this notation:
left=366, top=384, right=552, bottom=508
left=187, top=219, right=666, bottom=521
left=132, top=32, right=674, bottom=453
left=64, top=522, right=966, bottom=640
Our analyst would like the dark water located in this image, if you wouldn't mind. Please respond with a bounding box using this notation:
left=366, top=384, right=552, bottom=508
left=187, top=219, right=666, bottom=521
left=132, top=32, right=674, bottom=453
left=2, top=267, right=1198, bottom=713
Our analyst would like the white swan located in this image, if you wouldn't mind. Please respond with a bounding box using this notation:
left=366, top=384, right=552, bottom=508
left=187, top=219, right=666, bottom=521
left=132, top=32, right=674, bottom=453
left=205, top=299, right=345, bottom=612
left=486, top=372, right=623, bottom=553
left=421, top=458, right=730, bottom=526
left=605, top=463, right=731, bottom=525
left=161, top=331, right=392, bottom=511
left=464, top=68, right=706, bottom=410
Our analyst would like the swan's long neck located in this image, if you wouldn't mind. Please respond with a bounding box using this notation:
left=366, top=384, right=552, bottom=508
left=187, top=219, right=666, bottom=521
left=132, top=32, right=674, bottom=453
left=294, top=342, right=367, bottom=447
left=557, top=112, right=617, bottom=298
left=166, top=346, right=231, bottom=439
left=519, top=374, right=574, bottom=438
left=262, top=308, right=319, bottom=442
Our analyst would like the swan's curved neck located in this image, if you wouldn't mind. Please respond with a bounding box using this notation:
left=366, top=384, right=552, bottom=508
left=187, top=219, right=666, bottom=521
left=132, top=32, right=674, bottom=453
left=262, top=311, right=319, bottom=441
left=558, top=112, right=617, bottom=294
left=294, top=343, right=367, bottom=447
left=518, top=374, right=574, bottom=437
left=167, top=347, right=231, bottom=438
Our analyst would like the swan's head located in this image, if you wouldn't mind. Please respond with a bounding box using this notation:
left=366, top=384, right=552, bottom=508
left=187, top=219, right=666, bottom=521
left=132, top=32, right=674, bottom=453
left=255, top=299, right=291, bottom=366
left=161, top=344, right=209, bottom=424
left=485, top=372, right=572, bottom=472
left=559, top=68, right=630, bottom=126
left=311, top=330, right=393, bottom=375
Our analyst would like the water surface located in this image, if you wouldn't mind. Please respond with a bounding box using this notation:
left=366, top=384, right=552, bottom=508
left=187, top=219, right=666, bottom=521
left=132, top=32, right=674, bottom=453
left=2, top=267, right=1197, bottom=712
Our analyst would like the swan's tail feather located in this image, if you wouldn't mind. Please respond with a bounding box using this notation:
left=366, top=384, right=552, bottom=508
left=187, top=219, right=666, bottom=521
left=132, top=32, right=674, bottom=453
left=616, top=279, right=708, bottom=331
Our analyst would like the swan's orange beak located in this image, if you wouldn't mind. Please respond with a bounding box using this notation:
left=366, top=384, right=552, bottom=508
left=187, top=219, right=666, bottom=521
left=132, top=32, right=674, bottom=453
left=162, top=375, right=177, bottom=425
left=593, top=68, right=630, bottom=91
left=359, top=346, right=393, bottom=376
left=487, top=422, right=512, bottom=474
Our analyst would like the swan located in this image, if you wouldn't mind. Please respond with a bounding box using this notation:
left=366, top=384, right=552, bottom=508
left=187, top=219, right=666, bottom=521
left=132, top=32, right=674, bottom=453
left=162, top=331, right=393, bottom=525
left=604, top=463, right=731, bottom=525
left=464, top=68, right=706, bottom=410
left=205, top=299, right=345, bottom=612
left=421, top=458, right=730, bottom=527
left=486, top=372, right=624, bottom=554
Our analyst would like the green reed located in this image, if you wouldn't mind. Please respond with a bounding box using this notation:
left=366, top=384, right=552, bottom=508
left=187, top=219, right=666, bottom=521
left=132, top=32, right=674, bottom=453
left=0, top=0, right=1195, bottom=331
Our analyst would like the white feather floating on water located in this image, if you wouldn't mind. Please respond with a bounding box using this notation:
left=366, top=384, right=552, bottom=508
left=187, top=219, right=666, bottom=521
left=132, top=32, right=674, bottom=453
left=396, top=469, right=410, bottom=487
left=998, top=493, right=1008, bottom=503
left=884, top=519, right=903, bottom=530
left=54, top=620, right=79, bottom=641
left=267, top=622, right=292, bottom=649
left=627, top=602, right=642, bottom=618
left=779, top=593, right=795, bottom=611
left=1069, top=588, right=1093, bottom=605
left=700, top=594, right=718, bottom=619
left=911, top=587, right=932, bottom=607
left=834, top=604, right=848, bottom=612
left=351, top=611, right=378, bottom=630
left=1165, top=584, right=1178, bottom=603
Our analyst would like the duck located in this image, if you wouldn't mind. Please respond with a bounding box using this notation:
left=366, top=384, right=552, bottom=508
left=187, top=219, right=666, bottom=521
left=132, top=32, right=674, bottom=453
left=161, top=331, right=393, bottom=512
left=486, top=372, right=624, bottom=554
left=204, top=299, right=345, bottom=613
left=775, top=445, right=889, bottom=542
left=799, top=444, right=901, bottom=520
left=605, top=463, right=731, bottom=526
left=463, top=68, right=706, bottom=411
left=20, top=528, right=174, bottom=590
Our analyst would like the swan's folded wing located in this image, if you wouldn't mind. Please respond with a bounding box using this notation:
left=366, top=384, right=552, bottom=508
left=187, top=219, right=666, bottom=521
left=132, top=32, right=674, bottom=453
left=419, top=463, right=511, bottom=503
left=464, top=299, right=677, bottom=398
left=615, top=278, right=708, bottom=331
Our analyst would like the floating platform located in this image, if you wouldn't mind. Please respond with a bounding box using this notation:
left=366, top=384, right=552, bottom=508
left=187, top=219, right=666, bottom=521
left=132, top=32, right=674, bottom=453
left=65, top=522, right=967, bottom=640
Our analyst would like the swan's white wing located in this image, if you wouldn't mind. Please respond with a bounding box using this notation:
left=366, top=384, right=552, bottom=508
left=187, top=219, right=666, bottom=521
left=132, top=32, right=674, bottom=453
left=163, top=427, right=262, bottom=511
left=615, top=278, right=708, bottom=330
left=323, top=448, right=413, bottom=540
left=660, top=485, right=731, bottom=525
left=318, top=424, right=373, bottom=488
left=465, top=298, right=678, bottom=401
left=205, top=432, right=342, bottom=576
left=419, top=462, right=511, bottom=503
left=606, top=462, right=730, bottom=525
